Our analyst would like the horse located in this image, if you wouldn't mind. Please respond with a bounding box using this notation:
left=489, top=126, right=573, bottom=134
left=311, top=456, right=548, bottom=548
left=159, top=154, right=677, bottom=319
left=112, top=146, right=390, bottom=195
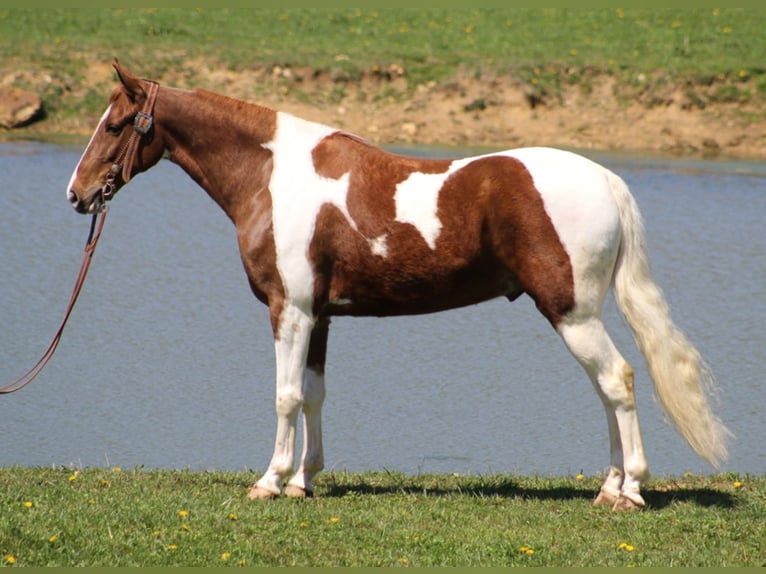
left=66, top=60, right=730, bottom=510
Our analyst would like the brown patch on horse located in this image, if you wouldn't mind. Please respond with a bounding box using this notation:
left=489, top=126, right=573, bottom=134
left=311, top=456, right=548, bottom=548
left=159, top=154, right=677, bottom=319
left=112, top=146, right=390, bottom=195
left=159, top=88, right=279, bottom=223
left=306, top=317, right=331, bottom=374
left=234, top=151, right=286, bottom=336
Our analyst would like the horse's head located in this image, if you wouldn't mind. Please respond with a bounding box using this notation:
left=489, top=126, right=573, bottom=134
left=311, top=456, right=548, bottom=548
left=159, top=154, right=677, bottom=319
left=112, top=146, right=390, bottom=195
left=67, top=60, right=165, bottom=214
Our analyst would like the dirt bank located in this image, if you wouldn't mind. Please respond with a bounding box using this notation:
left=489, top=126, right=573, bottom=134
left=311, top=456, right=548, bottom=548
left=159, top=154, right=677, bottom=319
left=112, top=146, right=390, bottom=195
left=7, top=63, right=766, bottom=160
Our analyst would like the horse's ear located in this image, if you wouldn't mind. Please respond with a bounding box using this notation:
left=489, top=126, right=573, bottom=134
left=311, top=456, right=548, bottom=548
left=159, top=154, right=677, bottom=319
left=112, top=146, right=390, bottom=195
left=113, top=58, right=145, bottom=101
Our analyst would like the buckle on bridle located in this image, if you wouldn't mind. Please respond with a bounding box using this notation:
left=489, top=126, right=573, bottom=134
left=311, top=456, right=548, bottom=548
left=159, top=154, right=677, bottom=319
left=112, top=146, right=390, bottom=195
left=134, top=111, right=153, bottom=135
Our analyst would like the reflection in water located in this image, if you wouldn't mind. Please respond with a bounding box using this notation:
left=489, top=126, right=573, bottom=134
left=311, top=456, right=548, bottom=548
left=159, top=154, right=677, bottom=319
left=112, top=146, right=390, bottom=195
left=0, top=141, right=764, bottom=477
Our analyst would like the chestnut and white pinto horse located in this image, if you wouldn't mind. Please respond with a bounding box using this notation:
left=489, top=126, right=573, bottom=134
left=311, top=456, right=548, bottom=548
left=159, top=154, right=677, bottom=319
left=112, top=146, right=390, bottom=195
left=67, top=61, right=729, bottom=510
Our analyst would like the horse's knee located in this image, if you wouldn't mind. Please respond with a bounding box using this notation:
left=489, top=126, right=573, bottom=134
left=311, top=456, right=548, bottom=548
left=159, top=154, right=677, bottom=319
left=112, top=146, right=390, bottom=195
left=275, top=388, right=303, bottom=416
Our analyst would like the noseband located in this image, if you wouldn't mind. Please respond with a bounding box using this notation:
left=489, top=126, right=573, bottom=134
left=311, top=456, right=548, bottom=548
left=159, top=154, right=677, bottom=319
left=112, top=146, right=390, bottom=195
left=103, top=80, right=160, bottom=201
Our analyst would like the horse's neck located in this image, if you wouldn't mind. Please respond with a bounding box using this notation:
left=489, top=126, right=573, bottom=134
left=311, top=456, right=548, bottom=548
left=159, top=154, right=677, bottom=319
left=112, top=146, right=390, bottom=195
left=159, top=87, right=276, bottom=222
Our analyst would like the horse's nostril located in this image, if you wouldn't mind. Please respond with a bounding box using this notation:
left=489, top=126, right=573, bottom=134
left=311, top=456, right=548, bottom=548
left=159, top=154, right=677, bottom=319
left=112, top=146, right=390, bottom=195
left=67, top=189, right=91, bottom=214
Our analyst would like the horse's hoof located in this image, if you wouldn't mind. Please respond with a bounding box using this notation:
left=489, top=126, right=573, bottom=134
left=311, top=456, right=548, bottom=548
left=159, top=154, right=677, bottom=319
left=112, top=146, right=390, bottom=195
left=247, top=485, right=279, bottom=500
left=284, top=484, right=313, bottom=498
left=612, top=494, right=644, bottom=511
left=593, top=489, right=619, bottom=507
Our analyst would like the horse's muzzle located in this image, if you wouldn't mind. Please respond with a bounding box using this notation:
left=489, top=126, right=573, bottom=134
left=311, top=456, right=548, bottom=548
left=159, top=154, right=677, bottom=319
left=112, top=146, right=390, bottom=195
left=68, top=188, right=106, bottom=214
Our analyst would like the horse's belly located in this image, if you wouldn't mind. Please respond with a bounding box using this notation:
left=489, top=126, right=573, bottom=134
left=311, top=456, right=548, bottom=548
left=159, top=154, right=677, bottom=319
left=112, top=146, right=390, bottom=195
left=324, top=265, right=519, bottom=317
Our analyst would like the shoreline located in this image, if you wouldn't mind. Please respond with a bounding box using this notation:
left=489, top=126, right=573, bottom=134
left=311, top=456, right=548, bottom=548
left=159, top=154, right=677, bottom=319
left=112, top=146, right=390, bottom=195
left=3, top=70, right=765, bottom=161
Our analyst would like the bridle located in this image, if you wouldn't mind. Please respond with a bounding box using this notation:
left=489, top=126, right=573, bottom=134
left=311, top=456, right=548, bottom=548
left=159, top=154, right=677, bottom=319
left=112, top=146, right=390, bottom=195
left=0, top=80, right=159, bottom=395
left=102, top=80, right=160, bottom=203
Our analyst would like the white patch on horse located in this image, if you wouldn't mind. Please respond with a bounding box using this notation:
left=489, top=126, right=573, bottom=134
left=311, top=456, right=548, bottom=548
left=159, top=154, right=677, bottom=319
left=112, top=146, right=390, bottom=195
left=67, top=105, right=112, bottom=195
left=264, top=113, right=360, bottom=310
left=393, top=158, right=476, bottom=250
left=368, top=235, right=388, bottom=257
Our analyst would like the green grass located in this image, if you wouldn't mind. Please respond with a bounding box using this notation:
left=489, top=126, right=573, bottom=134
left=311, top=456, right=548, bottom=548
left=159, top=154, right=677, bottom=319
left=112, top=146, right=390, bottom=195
left=1, top=8, right=763, bottom=76
left=1, top=8, right=765, bottom=125
left=0, top=467, right=763, bottom=566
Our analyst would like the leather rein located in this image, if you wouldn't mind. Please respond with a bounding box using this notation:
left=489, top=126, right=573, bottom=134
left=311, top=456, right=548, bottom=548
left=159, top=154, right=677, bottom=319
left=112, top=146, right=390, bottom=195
left=0, top=81, right=159, bottom=395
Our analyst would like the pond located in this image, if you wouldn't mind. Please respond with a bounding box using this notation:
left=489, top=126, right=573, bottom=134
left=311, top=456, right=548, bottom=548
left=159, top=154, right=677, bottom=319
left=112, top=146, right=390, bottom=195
left=1, top=139, right=764, bottom=478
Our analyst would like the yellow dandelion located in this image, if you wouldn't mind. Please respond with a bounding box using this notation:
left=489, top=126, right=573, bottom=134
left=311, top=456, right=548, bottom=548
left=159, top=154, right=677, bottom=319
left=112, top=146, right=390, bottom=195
left=738, top=70, right=748, bottom=79
left=178, top=509, right=189, bottom=518
left=153, top=530, right=162, bottom=538
left=23, top=501, right=33, bottom=509
left=48, top=534, right=58, bottom=543
left=112, top=466, right=121, bottom=473
left=68, top=473, right=78, bottom=482
left=100, top=479, right=110, bottom=487
left=722, top=26, right=732, bottom=33
left=326, top=516, right=340, bottom=524
left=619, top=542, right=635, bottom=552
left=221, top=552, right=231, bottom=561
left=181, top=523, right=190, bottom=532
left=168, top=544, right=178, bottom=551
left=576, top=472, right=584, bottom=481
left=4, top=554, right=16, bottom=565
left=519, top=545, right=535, bottom=555
left=733, top=480, right=743, bottom=489
left=712, top=8, right=720, bottom=16
left=398, top=556, right=409, bottom=565
left=616, top=8, right=625, bottom=19
left=228, top=512, right=238, bottom=521
left=299, top=521, right=308, bottom=528
left=569, top=49, right=578, bottom=56
left=238, top=559, right=246, bottom=566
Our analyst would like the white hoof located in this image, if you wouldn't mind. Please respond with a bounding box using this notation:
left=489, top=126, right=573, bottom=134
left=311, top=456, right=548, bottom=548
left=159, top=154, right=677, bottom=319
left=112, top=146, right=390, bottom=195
left=612, top=493, right=645, bottom=511
left=593, top=488, right=619, bottom=507
left=247, top=485, right=280, bottom=500
left=284, top=484, right=313, bottom=498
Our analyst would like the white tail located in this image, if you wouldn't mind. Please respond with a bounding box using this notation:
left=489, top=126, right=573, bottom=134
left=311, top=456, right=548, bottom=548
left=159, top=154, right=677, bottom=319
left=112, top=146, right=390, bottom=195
left=608, top=172, right=731, bottom=468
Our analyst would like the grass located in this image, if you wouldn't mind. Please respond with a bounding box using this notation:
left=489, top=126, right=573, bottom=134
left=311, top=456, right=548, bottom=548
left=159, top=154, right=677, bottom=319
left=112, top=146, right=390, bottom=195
left=0, top=467, right=763, bottom=566
left=1, top=8, right=765, bottom=125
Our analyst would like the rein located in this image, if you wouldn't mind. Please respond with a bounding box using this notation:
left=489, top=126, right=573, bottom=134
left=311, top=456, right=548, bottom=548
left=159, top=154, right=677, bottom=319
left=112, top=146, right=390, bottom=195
left=0, top=211, right=107, bottom=394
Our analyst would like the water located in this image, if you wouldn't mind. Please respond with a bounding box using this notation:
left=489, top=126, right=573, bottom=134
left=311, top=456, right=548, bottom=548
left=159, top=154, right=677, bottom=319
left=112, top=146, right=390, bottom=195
left=1, top=140, right=764, bottom=478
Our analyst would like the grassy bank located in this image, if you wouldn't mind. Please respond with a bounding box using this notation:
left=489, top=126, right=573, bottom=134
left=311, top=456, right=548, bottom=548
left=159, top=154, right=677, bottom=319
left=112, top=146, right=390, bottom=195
left=1, top=8, right=765, bottom=127
left=0, top=467, right=763, bottom=566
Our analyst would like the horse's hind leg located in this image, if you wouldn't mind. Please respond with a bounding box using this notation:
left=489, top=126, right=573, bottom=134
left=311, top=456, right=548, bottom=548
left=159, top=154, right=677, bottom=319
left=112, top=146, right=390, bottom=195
left=558, top=316, right=649, bottom=510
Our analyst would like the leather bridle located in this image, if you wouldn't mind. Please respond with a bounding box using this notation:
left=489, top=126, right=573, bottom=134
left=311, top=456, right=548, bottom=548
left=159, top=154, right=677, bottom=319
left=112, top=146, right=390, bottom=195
left=102, top=80, right=160, bottom=203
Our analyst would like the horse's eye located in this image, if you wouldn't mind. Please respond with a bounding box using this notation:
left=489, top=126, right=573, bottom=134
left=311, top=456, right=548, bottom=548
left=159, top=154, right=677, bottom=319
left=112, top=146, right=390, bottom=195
left=105, top=124, right=122, bottom=135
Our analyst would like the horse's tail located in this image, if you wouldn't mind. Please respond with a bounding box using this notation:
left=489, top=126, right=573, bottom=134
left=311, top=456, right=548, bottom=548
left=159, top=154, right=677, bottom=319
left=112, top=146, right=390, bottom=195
left=607, top=171, right=731, bottom=468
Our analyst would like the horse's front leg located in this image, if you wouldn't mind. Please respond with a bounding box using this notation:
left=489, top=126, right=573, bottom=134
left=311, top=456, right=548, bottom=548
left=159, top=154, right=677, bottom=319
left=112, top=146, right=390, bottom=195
left=248, top=304, right=314, bottom=499
left=284, top=317, right=330, bottom=498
